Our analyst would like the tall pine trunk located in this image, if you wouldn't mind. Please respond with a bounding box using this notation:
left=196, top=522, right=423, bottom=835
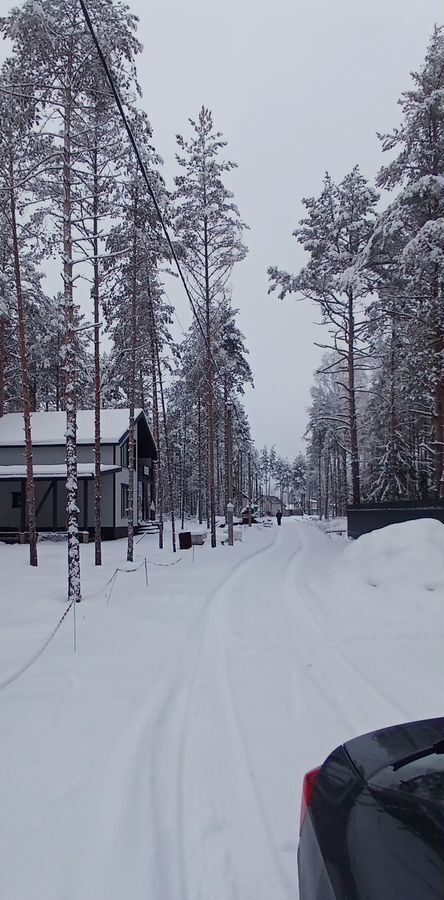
left=317, top=433, right=323, bottom=520
left=247, top=453, right=252, bottom=525
left=347, top=291, right=360, bottom=505
left=0, top=250, right=6, bottom=417
left=10, top=174, right=37, bottom=567
left=203, top=213, right=217, bottom=548
left=127, top=202, right=138, bottom=563
left=389, top=313, right=399, bottom=495
left=0, top=317, right=5, bottom=417
left=148, top=287, right=163, bottom=549
left=197, top=394, right=203, bottom=525
left=435, top=374, right=444, bottom=498
left=92, top=142, right=102, bottom=565
left=155, top=328, right=176, bottom=552
left=433, top=285, right=444, bottom=498
left=181, top=405, right=187, bottom=530
left=63, top=74, right=81, bottom=602
left=324, top=453, right=330, bottom=519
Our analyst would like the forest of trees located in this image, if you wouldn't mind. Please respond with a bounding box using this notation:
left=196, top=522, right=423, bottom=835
left=0, top=0, right=264, bottom=597
left=269, top=26, right=444, bottom=517
left=1, top=2, right=442, bottom=597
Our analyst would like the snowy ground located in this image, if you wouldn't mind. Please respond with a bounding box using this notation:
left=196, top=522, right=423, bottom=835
left=0, top=517, right=443, bottom=900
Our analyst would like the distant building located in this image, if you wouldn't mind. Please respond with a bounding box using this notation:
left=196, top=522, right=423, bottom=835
left=0, top=409, right=157, bottom=539
left=285, top=504, right=304, bottom=516
left=260, top=495, right=284, bottom=516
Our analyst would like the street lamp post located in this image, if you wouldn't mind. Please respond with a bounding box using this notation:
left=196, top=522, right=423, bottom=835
left=227, top=501, right=234, bottom=546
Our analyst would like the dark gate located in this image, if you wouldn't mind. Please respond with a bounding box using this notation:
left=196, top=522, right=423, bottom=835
left=347, top=500, right=444, bottom=539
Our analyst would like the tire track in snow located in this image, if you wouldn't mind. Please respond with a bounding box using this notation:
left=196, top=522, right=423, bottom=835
left=284, top=526, right=410, bottom=737
left=62, top=528, right=280, bottom=900
left=142, top=525, right=283, bottom=900
left=174, top=526, right=302, bottom=900
left=219, top=546, right=298, bottom=899
left=178, top=526, right=295, bottom=900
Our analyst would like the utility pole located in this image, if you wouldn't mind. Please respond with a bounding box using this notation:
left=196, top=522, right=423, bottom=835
left=226, top=402, right=234, bottom=546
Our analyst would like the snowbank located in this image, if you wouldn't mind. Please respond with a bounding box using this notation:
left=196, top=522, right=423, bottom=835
left=293, top=518, right=444, bottom=734
left=342, top=517, right=444, bottom=595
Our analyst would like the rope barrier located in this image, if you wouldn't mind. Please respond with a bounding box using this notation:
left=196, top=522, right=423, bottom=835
left=0, top=552, right=185, bottom=690
left=145, top=556, right=184, bottom=567
left=0, top=600, right=74, bottom=691
left=82, top=571, right=119, bottom=600
left=105, top=560, right=145, bottom=605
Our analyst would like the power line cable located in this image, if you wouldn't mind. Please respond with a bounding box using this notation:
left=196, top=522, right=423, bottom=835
left=79, top=0, right=254, bottom=450
left=79, top=0, right=222, bottom=379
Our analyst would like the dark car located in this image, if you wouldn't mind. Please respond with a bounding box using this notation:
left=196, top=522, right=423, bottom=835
left=298, top=717, right=444, bottom=900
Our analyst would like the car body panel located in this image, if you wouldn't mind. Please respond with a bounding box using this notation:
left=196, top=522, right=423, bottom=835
left=343, top=717, right=444, bottom=782
left=298, top=718, right=444, bottom=900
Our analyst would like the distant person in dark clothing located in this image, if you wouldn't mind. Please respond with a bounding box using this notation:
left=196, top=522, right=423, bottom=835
left=276, top=510, right=282, bottom=526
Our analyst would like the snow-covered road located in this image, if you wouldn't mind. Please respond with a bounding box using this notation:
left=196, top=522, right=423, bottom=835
left=1, top=518, right=443, bottom=899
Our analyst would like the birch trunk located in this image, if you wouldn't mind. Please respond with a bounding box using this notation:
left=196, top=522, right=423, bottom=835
left=63, top=73, right=81, bottom=602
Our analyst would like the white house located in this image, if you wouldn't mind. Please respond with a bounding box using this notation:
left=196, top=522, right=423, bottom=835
left=0, top=409, right=157, bottom=539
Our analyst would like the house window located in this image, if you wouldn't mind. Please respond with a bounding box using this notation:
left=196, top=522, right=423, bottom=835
left=120, top=440, right=129, bottom=468
left=121, top=484, right=129, bottom=518
left=12, top=491, right=22, bottom=509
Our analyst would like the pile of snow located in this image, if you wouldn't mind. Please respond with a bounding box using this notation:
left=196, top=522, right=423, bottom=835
left=292, top=518, right=444, bottom=734
left=323, top=518, right=444, bottom=642
left=342, top=518, right=444, bottom=594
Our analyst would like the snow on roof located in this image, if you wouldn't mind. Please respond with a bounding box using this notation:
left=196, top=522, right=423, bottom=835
left=0, top=464, right=120, bottom=480
left=0, top=410, right=144, bottom=446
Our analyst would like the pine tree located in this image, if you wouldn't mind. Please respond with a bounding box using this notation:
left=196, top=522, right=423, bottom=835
left=0, top=59, right=53, bottom=566
left=104, top=116, right=170, bottom=557
left=174, top=107, right=247, bottom=546
left=372, top=26, right=444, bottom=496
left=269, top=167, right=379, bottom=504
left=1, top=0, right=145, bottom=594
left=305, top=358, right=351, bottom=517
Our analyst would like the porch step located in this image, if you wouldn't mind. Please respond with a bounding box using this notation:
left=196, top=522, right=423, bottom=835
left=136, top=521, right=161, bottom=535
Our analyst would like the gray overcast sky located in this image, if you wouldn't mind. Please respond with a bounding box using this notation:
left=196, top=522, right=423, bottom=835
left=125, top=0, right=442, bottom=458
left=1, top=0, right=443, bottom=458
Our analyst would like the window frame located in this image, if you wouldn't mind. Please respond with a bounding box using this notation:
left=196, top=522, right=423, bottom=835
left=120, top=440, right=129, bottom=468
left=121, top=483, right=129, bottom=519
left=12, top=490, right=22, bottom=509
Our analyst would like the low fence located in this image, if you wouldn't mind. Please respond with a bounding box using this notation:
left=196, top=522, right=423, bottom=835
left=347, top=499, right=444, bottom=539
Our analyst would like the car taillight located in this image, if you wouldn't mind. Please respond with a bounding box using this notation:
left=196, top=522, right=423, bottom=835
left=300, top=766, right=322, bottom=831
